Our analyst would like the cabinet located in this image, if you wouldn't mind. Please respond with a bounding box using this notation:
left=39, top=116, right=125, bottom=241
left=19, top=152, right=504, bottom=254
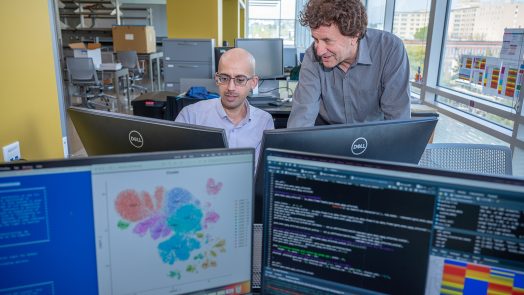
left=163, top=39, right=215, bottom=93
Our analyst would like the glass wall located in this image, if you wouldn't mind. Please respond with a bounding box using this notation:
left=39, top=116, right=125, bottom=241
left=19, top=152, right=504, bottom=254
left=438, top=0, right=524, bottom=114
left=365, top=0, right=523, bottom=175
left=247, top=0, right=296, bottom=46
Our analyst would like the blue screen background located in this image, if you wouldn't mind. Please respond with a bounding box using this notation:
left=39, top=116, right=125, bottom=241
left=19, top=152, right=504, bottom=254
left=0, top=170, right=98, bottom=294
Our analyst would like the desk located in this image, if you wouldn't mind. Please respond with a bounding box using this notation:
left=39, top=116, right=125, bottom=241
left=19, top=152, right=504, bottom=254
left=252, top=102, right=292, bottom=129
left=138, top=51, right=163, bottom=91
left=254, top=101, right=439, bottom=129
left=98, top=68, right=130, bottom=106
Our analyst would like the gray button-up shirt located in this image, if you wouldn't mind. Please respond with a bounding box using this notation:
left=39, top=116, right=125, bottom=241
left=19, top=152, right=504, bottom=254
left=287, top=28, right=411, bottom=127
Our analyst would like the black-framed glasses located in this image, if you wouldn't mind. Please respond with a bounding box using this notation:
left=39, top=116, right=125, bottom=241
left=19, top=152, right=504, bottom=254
left=215, top=73, right=254, bottom=86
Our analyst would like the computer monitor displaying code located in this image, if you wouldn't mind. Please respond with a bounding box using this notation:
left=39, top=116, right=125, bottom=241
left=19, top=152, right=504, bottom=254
left=68, top=106, right=228, bottom=156
left=261, top=148, right=524, bottom=295
left=0, top=149, right=254, bottom=294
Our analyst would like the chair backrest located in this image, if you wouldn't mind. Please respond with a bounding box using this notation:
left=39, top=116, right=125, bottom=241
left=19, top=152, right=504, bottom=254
left=418, top=143, right=513, bottom=175
left=101, top=51, right=115, bottom=63
left=66, top=57, right=99, bottom=84
left=116, top=50, right=140, bottom=70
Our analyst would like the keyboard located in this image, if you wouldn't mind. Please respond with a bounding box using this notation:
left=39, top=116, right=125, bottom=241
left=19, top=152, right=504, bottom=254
left=247, top=95, right=278, bottom=106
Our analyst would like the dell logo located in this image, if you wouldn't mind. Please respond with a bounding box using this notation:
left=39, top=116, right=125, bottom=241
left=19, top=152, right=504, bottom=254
left=129, top=130, right=144, bottom=148
left=351, top=137, right=367, bottom=155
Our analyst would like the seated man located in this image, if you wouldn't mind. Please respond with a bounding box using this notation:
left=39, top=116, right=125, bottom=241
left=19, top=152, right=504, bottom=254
left=175, top=48, right=275, bottom=164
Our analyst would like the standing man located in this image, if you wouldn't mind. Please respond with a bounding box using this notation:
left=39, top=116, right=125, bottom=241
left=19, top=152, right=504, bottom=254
left=287, top=0, right=411, bottom=127
left=175, top=48, right=274, bottom=163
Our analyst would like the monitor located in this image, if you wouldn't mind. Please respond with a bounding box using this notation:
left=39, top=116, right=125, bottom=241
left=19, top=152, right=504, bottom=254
left=214, top=46, right=233, bottom=72
left=0, top=148, right=255, bottom=294
left=235, top=38, right=284, bottom=79
left=253, top=117, right=438, bottom=222
left=261, top=148, right=524, bottom=295
left=283, top=47, right=298, bottom=69
left=68, top=106, right=228, bottom=156
left=299, top=52, right=305, bottom=63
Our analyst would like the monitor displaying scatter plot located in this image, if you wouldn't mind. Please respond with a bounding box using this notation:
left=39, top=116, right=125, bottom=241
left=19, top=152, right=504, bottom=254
left=91, top=153, right=253, bottom=295
left=0, top=148, right=254, bottom=295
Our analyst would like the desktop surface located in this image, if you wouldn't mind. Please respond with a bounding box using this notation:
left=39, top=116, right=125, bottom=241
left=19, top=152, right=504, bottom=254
left=0, top=149, right=255, bottom=294
left=260, top=149, right=524, bottom=295
left=68, top=106, right=228, bottom=156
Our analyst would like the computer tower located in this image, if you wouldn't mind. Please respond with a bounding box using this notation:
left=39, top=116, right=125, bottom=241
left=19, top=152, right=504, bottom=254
left=131, top=91, right=177, bottom=120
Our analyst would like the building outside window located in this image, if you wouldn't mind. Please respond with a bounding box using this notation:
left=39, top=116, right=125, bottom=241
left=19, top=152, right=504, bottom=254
left=247, top=0, right=296, bottom=46
left=438, top=0, right=524, bottom=131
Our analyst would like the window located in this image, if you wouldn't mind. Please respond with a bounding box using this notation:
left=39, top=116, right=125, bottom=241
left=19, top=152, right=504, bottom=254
left=366, top=0, right=524, bottom=175
left=367, top=0, right=386, bottom=30
left=392, top=0, right=431, bottom=80
left=247, top=0, right=296, bottom=46
left=438, top=0, right=524, bottom=113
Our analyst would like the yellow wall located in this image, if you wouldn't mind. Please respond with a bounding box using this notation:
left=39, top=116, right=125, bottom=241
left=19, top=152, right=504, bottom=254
left=223, top=0, right=239, bottom=46
left=167, top=0, right=223, bottom=45
left=240, top=6, right=245, bottom=38
left=0, top=1, right=64, bottom=161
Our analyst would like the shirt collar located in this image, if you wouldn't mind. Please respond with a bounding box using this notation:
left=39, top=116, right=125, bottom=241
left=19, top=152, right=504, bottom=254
left=356, top=35, right=372, bottom=65
left=215, top=98, right=252, bottom=124
left=215, top=98, right=228, bottom=118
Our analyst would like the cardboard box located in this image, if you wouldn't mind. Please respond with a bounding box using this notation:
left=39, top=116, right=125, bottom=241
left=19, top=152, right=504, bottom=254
left=112, top=26, right=156, bottom=53
left=69, top=42, right=102, bottom=68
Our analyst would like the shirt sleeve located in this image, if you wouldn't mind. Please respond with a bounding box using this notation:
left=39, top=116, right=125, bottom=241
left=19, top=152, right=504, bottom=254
left=265, top=113, right=275, bottom=130
left=380, top=38, right=411, bottom=120
left=287, top=47, right=322, bottom=128
left=174, top=106, right=190, bottom=123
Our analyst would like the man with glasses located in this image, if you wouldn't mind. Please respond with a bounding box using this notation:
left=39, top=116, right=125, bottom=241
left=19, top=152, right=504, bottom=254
left=175, top=48, right=274, bottom=163
left=287, top=0, right=411, bottom=127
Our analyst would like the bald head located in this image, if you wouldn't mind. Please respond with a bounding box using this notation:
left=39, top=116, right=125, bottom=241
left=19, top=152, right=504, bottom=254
left=218, top=48, right=256, bottom=75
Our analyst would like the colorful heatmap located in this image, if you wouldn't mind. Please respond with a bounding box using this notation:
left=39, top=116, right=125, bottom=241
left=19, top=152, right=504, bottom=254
left=440, top=259, right=524, bottom=295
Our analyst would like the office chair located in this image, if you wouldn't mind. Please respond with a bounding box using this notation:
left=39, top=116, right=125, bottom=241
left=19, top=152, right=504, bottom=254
left=252, top=223, right=263, bottom=289
left=100, top=51, right=115, bottom=90
left=116, top=50, right=148, bottom=94
left=66, top=57, right=116, bottom=111
left=418, top=143, right=513, bottom=175
left=101, top=51, right=115, bottom=63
